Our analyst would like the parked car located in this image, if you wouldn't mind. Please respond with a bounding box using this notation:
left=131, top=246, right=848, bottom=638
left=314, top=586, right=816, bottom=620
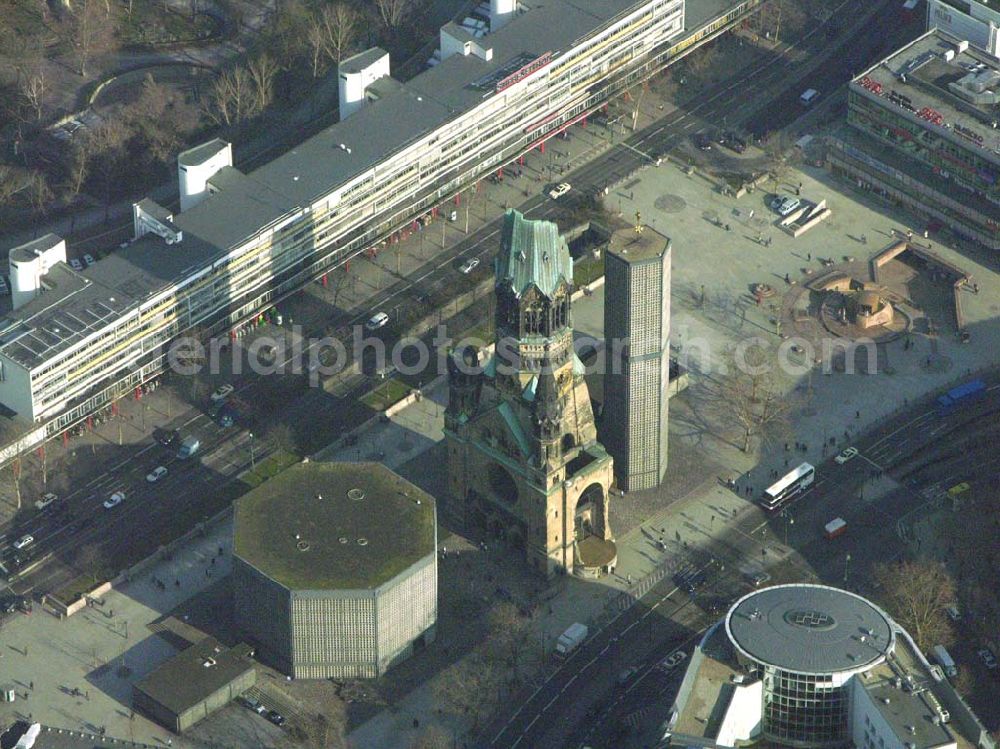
left=69, top=258, right=84, bottom=271
left=210, top=384, right=234, bottom=403
left=835, top=446, right=859, bottom=464
left=945, top=605, right=961, bottom=622
left=771, top=196, right=802, bottom=216
left=34, top=492, right=58, bottom=511
left=748, top=570, right=771, bottom=587
left=720, top=131, right=748, bottom=153
left=617, top=666, right=639, bottom=685
left=83, top=253, right=96, bottom=267
left=12, top=535, right=34, bottom=550
left=103, top=491, right=126, bottom=509
left=146, top=466, right=168, bottom=483
left=659, top=650, right=688, bottom=671
left=266, top=710, right=286, bottom=727
left=155, top=428, right=180, bottom=448
left=693, top=133, right=713, bottom=151
left=548, top=182, right=572, bottom=199
left=459, top=257, right=480, bottom=274
left=365, top=312, right=390, bottom=331
left=977, top=648, right=998, bottom=670
left=237, top=695, right=259, bottom=711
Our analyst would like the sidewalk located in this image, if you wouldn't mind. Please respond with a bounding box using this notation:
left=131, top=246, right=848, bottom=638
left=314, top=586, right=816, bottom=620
left=0, top=519, right=233, bottom=746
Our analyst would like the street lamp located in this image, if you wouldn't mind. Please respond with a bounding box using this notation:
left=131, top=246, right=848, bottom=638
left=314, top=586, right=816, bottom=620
left=249, top=432, right=255, bottom=471
left=782, top=509, right=794, bottom=545
left=844, top=553, right=852, bottom=587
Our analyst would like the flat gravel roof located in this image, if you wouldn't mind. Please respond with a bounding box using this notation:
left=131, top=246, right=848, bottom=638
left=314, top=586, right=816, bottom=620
left=233, top=462, right=436, bottom=591
left=726, top=584, right=894, bottom=674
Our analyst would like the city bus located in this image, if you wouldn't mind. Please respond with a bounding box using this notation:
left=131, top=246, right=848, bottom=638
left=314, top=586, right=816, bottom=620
left=760, top=463, right=815, bottom=512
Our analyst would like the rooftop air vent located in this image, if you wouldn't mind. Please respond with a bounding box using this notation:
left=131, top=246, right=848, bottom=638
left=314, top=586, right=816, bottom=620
left=339, top=537, right=349, bottom=544
left=883, top=697, right=891, bottom=705
left=203, top=658, right=217, bottom=668
left=296, top=540, right=310, bottom=551
left=357, top=538, right=369, bottom=546
left=348, top=488, right=365, bottom=501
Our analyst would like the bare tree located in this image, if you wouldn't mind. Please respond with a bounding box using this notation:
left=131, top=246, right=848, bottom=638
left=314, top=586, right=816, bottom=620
left=204, top=65, right=257, bottom=126
left=85, top=120, right=128, bottom=217
left=486, top=601, right=533, bottom=684
left=435, top=653, right=503, bottom=733
left=18, top=68, right=48, bottom=121
left=25, top=171, right=53, bottom=216
left=65, top=141, right=90, bottom=199
left=873, top=560, right=955, bottom=653
left=247, top=54, right=280, bottom=112
left=62, top=0, right=118, bottom=77
left=8, top=456, right=22, bottom=511
left=0, top=165, right=30, bottom=206
left=374, top=0, right=412, bottom=29
left=267, top=422, right=298, bottom=456
left=714, top=346, right=793, bottom=453
left=307, top=2, right=359, bottom=76
left=74, top=542, right=106, bottom=578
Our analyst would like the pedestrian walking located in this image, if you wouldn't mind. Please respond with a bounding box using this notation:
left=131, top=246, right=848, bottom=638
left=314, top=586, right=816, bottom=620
left=29, top=681, right=33, bottom=691
left=861, top=234, right=868, bottom=244
left=749, top=209, right=755, bottom=219
left=856, top=410, right=860, bottom=419
left=784, top=273, right=790, bottom=284
left=807, top=252, right=811, bottom=261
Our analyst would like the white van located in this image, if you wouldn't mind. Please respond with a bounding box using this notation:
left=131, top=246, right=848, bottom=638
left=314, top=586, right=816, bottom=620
left=800, top=89, right=820, bottom=106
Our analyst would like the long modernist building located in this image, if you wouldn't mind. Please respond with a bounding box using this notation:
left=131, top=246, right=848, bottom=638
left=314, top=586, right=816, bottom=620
left=830, top=29, right=1000, bottom=250
left=0, top=0, right=759, bottom=440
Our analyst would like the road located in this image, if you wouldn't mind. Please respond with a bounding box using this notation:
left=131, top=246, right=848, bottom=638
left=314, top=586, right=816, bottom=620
left=0, top=0, right=915, bottom=604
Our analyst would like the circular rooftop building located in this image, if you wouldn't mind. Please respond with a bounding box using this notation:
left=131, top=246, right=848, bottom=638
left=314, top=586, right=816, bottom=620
left=233, top=461, right=437, bottom=680
left=724, top=584, right=896, bottom=747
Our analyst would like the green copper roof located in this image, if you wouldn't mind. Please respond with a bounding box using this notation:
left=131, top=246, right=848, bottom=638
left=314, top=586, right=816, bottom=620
left=496, top=210, right=573, bottom=298
left=498, top=401, right=531, bottom=457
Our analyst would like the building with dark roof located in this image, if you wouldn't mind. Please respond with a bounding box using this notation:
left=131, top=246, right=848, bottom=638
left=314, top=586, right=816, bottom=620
left=663, top=585, right=995, bottom=749
left=232, top=461, right=437, bottom=679
left=131, top=638, right=256, bottom=733
left=445, top=210, right=616, bottom=578
left=0, top=0, right=760, bottom=448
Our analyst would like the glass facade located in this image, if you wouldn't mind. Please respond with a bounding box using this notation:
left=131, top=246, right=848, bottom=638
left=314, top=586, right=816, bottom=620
left=762, top=666, right=851, bottom=747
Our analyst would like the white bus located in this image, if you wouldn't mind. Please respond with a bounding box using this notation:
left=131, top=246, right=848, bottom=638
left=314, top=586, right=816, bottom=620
left=760, top=463, right=815, bottom=512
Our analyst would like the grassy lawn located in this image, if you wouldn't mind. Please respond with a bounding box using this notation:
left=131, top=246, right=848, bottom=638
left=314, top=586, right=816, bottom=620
left=574, top=254, right=605, bottom=287
left=51, top=572, right=107, bottom=606
left=360, top=379, right=413, bottom=411
left=240, top=450, right=300, bottom=489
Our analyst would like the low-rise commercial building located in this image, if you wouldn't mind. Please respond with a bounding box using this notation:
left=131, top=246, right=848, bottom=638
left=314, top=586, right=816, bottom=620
left=831, top=29, right=1000, bottom=250
left=232, top=462, right=437, bottom=679
left=663, top=584, right=995, bottom=749
left=132, top=638, right=256, bottom=733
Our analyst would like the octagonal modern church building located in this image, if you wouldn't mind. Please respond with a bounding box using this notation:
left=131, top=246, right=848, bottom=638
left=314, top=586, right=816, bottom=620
left=232, top=462, right=437, bottom=679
